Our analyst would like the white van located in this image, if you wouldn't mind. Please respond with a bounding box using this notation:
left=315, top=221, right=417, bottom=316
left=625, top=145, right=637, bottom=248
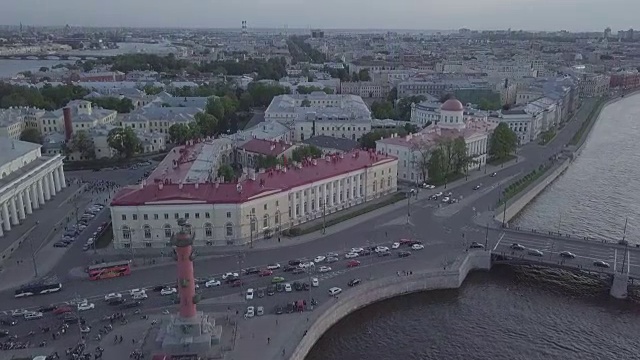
left=24, top=311, right=43, bottom=320
left=328, top=287, right=342, bottom=296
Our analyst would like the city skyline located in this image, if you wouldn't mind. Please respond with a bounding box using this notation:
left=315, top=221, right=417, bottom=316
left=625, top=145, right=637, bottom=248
left=0, top=0, right=637, bottom=32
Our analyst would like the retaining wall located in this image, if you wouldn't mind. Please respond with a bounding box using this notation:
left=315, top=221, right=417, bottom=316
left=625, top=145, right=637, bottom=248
left=495, top=159, right=571, bottom=224
left=287, top=251, right=491, bottom=360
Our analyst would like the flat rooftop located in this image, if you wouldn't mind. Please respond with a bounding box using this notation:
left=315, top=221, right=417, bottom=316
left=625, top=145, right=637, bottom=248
left=112, top=150, right=397, bottom=206
left=0, top=138, right=41, bottom=167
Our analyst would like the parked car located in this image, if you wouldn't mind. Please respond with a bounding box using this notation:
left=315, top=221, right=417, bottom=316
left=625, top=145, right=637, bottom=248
left=267, top=263, right=281, bottom=270
left=160, top=288, right=177, bottom=296
left=244, top=267, right=260, bottom=275
left=348, top=278, right=361, bottom=287
left=271, top=276, right=286, bottom=284
left=205, top=279, right=221, bottom=288
left=510, top=243, right=526, bottom=251
left=259, top=269, right=273, bottom=277
left=398, top=251, right=411, bottom=258
left=469, top=242, right=484, bottom=249
left=346, top=260, right=361, bottom=268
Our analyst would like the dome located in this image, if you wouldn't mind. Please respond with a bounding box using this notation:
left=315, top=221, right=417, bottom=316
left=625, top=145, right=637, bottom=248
left=441, top=98, right=464, bottom=112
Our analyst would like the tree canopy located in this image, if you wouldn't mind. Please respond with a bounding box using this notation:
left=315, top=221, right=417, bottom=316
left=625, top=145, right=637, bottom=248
left=217, top=164, right=235, bottom=182
left=66, top=130, right=95, bottom=159
left=370, top=101, right=395, bottom=119
left=107, top=127, right=140, bottom=158
left=19, top=128, right=43, bottom=144
left=358, top=123, right=420, bottom=149
left=0, top=83, right=89, bottom=110
left=426, top=137, right=472, bottom=184
left=296, top=85, right=333, bottom=95
left=287, top=36, right=327, bottom=63
left=489, top=123, right=518, bottom=160
left=92, top=97, right=134, bottom=113
left=291, top=145, right=323, bottom=162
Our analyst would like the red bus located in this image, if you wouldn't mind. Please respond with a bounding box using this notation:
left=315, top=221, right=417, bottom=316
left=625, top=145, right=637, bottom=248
left=87, top=260, right=131, bottom=280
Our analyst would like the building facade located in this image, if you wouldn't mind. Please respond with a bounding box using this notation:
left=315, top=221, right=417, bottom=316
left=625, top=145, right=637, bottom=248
left=110, top=150, right=398, bottom=248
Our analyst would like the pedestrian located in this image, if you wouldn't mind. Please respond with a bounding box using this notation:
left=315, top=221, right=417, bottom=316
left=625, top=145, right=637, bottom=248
left=276, top=319, right=278, bottom=325
left=267, top=337, right=271, bottom=344
left=282, top=349, right=285, bottom=356
left=278, top=237, right=281, bottom=243
left=132, top=338, right=135, bottom=345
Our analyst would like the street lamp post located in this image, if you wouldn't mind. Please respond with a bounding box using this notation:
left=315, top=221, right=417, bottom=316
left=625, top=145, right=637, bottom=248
left=502, top=199, right=508, bottom=228
left=306, top=267, right=314, bottom=310
left=322, top=201, right=326, bottom=235
left=484, top=223, right=489, bottom=250
left=28, top=221, right=40, bottom=278
left=406, top=190, right=412, bottom=224
left=237, top=253, right=245, bottom=296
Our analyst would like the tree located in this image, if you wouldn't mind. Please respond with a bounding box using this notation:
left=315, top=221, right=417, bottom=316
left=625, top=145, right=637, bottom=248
left=410, top=141, right=431, bottom=183
left=451, top=137, right=471, bottom=174
left=217, top=164, right=235, bottom=182
left=297, top=85, right=333, bottom=95
left=238, top=92, right=254, bottom=111
left=301, top=99, right=311, bottom=107
left=256, top=155, right=281, bottom=170
left=370, top=101, right=395, bottom=119
left=143, top=85, right=164, bottom=95
left=168, top=123, right=192, bottom=144
left=323, top=87, right=334, bottom=94
left=396, top=95, right=426, bottom=121
left=291, top=145, right=322, bottom=162
left=92, top=97, right=134, bottom=113
left=67, top=130, right=95, bottom=159
left=205, top=97, right=225, bottom=119
left=107, top=127, right=140, bottom=158
left=387, top=87, right=398, bottom=103
left=247, top=83, right=290, bottom=107
left=489, top=123, right=518, bottom=160
left=19, top=128, right=43, bottom=144
left=358, top=69, right=371, bottom=81
left=194, top=112, right=218, bottom=137
left=39, top=67, right=49, bottom=72
left=427, top=148, right=446, bottom=183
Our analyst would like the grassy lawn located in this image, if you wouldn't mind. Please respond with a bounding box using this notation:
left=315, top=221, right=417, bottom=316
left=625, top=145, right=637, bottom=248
left=538, top=129, right=556, bottom=145
left=498, top=165, right=551, bottom=206
left=488, top=155, right=516, bottom=166
left=569, top=98, right=606, bottom=146
left=95, top=223, right=114, bottom=249
left=285, top=192, right=406, bottom=237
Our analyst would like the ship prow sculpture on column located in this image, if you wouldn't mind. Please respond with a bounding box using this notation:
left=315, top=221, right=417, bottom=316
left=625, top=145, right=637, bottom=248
left=155, top=218, right=222, bottom=355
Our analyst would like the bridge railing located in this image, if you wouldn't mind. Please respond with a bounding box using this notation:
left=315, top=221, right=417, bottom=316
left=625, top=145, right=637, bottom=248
left=498, top=225, right=636, bottom=248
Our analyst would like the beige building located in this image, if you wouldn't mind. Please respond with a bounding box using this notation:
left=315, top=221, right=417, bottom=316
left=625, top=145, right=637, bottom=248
left=110, top=149, right=398, bottom=248
left=340, top=81, right=390, bottom=98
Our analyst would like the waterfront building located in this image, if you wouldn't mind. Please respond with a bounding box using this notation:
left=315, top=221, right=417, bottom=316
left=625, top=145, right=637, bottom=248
left=0, top=139, right=66, bottom=239
left=377, top=98, right=494, bottom=183
left=110, top=148, right=397, bottom=248
left=264, top=93, right=372, bottom=142
left=578, top=73, right=610, bottom=98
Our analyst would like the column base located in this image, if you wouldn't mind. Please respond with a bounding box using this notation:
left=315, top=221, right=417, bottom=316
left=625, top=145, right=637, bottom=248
left=155, top=311, right=221, bottom=355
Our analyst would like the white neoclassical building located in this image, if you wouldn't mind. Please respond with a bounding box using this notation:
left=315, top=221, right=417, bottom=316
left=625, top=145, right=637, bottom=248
left=0, top=139, right=66, bottom=238
left=110, top=149, right=397, bottom=248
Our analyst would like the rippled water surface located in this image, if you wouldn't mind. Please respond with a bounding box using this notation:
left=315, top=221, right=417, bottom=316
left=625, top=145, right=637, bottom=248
left=307, top=267, right=640, bottom=360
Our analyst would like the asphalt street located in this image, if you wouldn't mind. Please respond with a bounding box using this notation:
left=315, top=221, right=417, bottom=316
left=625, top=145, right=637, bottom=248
left=0, top=97, right=605, bottom=353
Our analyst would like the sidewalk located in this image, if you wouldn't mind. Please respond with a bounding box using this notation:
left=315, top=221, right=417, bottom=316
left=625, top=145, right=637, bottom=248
left=0, top=183, right=114, bottom=292
left=98, top=318, right=156, bottom=360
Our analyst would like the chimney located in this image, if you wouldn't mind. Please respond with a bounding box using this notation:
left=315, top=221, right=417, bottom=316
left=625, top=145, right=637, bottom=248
left=63, top=107, right=73, bottom=141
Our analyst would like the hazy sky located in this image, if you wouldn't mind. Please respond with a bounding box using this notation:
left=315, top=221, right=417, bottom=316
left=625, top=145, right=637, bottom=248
left=0, top=0, right=637, bottom=31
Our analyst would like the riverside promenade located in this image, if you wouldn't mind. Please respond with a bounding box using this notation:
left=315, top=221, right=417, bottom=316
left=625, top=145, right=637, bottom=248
left=226, top=251, right=491, bottom=360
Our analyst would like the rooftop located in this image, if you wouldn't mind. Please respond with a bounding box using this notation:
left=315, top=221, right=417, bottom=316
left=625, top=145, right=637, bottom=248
left=0, top=138, right=41, bottom=169
left=265, top=93, right=371, bottom=121
left=238, top=138, right=293, bottom=157
left=302, top=135, right=359, bottom=152
left=112, top=149, right=396, bottom=206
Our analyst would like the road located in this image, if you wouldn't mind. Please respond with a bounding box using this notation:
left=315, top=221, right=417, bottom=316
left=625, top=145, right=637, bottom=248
left=0, top=98, right=605, bottom=352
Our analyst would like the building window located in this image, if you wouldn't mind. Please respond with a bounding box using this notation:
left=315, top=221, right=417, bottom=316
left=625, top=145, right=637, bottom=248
left=154, top=214, right=159, bottom=220
left=143, top=214, right=148, bottom=221
left=205, top=223, right=213, bottom=238
left=226, top=223, right=233, bottom=237
left=143, top=225, right=151, bottom=239
left=174, top=213, right=179, bottom=219
left=263, top=214, right=269, bottom=228
left=184, top=213, right=190, bottom=219
left=295, top=204, right=300, bottom=216
left=205, top=212, right=211, bottom=219
left=164, top=224, right=172, bottom=238
left=250, top=217, right=257, bottom=232
left=195, top=213, right=200, bottom=219
left=122, top=226, right=131, bottom=240
left=121, top=214, right=126, bottom=221
left=144, top=242, right=152, bottom=248
left=226, top=212, right=231, bottom=218
left=275, top=211, right=280, bottom=224
left=132, top=214, right=138, bottom=220
left=276, top=201, right=279, bottom=207
left=388, top=176, right=392, bottom=187
left=164, top=214, right=169, bottom=220
left=373, top=180, right=377, bottom=192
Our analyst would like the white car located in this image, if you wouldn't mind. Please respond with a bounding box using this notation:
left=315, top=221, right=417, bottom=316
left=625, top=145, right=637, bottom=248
left=318, top=266, right=332, bottom=273
left=442, top=197, right=450, bottom=203
left=313, top=256, right=326, bottom=263
left=86, top=237, right=95, bottom=245
left=326, top=252, right=339, bottom=258
left=392, top=242, right=400, bottom=249
left=412, top=244, right=425, bottom=250
left=257, top=306, right=264, bottom=316
left=375, top=246, right=389, bottom=253
left=245, top=306, right=255, bottom=318
left=284, top=283, right=292, bottom=292
left=11, top=309, right=28, bottom=317
left=80, top=326, right=91, bottom=333
left=205, top=279, right=221, bottom=288
left=246, top=288, right=254, bottom=300
left=435, top=192, right=443, bottom=197
left=104, top=293, right=122, bottom=301
left=266, top=264, right=281, bottom=270
left=24, top=312, right=43, bottom=320
left=129, top=289, right=144, bottom=295
left=133, top=292, right=148, bottom=300
left=344, top=252, right=359, bottom=259
left=222, top=272, right=239, bottom=280
left=351, top=247, right=364, bottom=254
left=311, top=277, right=319, bottom=287
left=160, top=287, right=177, bottom=296
left=299, top=261, right=315, bottom=269
left=77, top=302, right=95, bottom=311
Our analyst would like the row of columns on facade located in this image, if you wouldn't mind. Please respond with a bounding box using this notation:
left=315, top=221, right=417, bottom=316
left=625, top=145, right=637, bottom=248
left=291, top=176, right=364, bottom=219
left=0, top=166, right=66, bottom=236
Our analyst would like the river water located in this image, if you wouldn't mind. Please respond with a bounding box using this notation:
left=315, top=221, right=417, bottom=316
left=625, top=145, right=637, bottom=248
left=307, top=95, right=640, bottom=359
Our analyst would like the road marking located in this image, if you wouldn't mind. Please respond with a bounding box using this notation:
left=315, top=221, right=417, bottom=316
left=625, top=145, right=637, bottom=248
left=493, top=232, right=504, bottom=251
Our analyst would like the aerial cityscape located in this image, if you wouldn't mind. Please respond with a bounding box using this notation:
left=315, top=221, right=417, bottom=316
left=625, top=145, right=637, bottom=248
left=0, top=14, right=638, bottom=360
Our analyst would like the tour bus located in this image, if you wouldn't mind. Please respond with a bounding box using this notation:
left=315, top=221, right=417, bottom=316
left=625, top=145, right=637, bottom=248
left=87, top=260, right=132, bottom=280
left=14, top=282, right=63, bottom=298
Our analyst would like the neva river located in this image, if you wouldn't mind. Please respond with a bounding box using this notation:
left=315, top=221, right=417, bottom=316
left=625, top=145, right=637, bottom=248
left=307, top=95, right=640, bottom=359
left=512, top=93, right=640, bottom=243
left=0, top=42, right=180, bottom=78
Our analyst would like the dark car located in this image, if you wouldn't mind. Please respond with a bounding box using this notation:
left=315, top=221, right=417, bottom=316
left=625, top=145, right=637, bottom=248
left=0, top=329, right=9, bottom=337
left=348, top=278, right=361, bottom=287
left=257, top=288, right=266, bottom=298
left=121, top=301, right=142, bottom=309
left=244, top=267, right=260, bottom=275
left=302, top=283, right=310, bottom=291
left=286, top=303, right=295, bottom=313
left=283, top=265, right=297, bottom=272
left=230, top=280, right=243, bottom=287
left=53, top=242, right=68, bottom=248
left=0, top=318, right=16, bottom=326
left=63, top=315, right=79, bottom=324
left=490, top=172, right=497, bottom=177
left=108, top=298, right=126, bottom=306
left=360, top=249, right=372, bottom=256
left=398, top=251, right=411, bottom=258
left=469, top=242, right=485, bottom=249
left=152, top=285, right=165, bottom=292
left=292, top=268, right=305, bottom=275
left=378, top=251, right=391, bottom=257
left=267, top=285, right=276, bottom=296
left=288, top=259, right=302, bottom=266
left=225, top=276, right=240, bottom=284
left=276, top=283, right=285, bottom=292
left=275, top=306, right=284, bottom=315
left=38, top=305, right=56, bottom=313
left=293, top=282, right=303, bottom=291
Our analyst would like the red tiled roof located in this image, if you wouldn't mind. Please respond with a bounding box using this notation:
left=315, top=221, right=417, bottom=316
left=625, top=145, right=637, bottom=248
left=111, top=150, right=396, bottom=206
left=239, top=138, right=293, bottom=157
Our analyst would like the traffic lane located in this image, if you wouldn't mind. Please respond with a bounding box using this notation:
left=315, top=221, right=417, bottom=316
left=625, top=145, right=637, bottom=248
left=500, top=231, right=628, bottom=255
left=493, top=244, right=616, bottom=274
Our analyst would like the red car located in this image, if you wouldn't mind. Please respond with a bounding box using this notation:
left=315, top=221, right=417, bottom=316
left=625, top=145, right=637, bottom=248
left=53, top=306, right=72, bottom=315
left=230, top=280, right=243, bottom=287
left=347, top=260, right=361, bottom=268
left=399, top=239, right=413, bottom=245
left=259, top=269, right=273, bottom=277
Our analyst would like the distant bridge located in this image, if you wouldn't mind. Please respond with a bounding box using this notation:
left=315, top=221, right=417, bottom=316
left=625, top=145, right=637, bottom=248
left=0, top=54, right=114, bottom=61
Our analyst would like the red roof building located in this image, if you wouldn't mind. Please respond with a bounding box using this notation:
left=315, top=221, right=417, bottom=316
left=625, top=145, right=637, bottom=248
left=110, top=149, right=398, bottom=249
left=236, top=138, right=294, bottom=169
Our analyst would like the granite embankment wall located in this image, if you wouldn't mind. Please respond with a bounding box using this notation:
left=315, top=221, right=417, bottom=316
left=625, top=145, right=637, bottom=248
left=287, top=251, right=492, bottom=360
left=495, top=159, right=571, bottom=224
